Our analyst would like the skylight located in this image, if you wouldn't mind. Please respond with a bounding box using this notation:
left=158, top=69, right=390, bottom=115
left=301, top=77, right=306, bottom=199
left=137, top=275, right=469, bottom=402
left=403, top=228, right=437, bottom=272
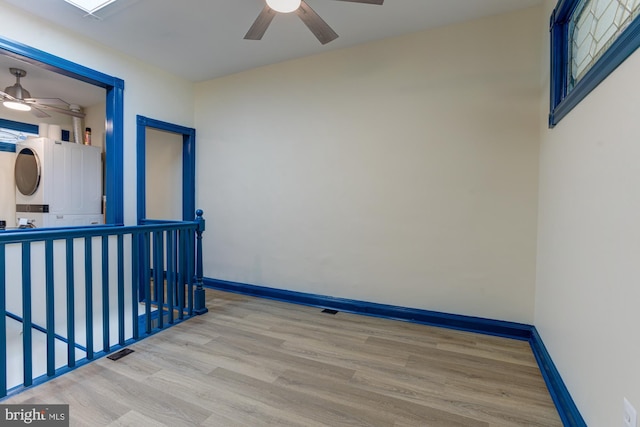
left=64, top=0, right=118, bottom=14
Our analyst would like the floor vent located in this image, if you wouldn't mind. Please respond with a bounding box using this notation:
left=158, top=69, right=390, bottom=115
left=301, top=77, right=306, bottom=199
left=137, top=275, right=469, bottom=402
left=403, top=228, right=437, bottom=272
left=322, top=309, right=338, bottom=315
left=107, top=348, right=134, bottom=361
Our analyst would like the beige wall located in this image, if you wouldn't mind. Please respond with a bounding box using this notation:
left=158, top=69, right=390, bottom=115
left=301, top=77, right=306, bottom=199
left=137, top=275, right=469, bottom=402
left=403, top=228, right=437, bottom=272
left=195, top=6, right=543, bottom=323
left=145, top=128, right=183, bottom=221
left=535, top=1, right=640, bottom=425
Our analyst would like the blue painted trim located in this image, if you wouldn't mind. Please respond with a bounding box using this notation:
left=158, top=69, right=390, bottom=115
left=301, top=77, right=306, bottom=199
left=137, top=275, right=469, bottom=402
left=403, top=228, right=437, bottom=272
left=0, top=118, right=39, bottom=135
left=45, top=240, right=55, bottom=375
left=0, top=35, right=125, bottom=224
left=0, top=143, right=16, bottom=153
left=203, top=278, right=532, bottom=339
left=131, top=232, right=140, bottom=340
left=203, top=277, right=586, bottom=424
left=549, top=0, right=640, bottom=126
left=5, top=312, right=87, bottom=353
left=84, top=237, right=94, bottom=360
left=101, top=236, right=110, bottom=352
left=117, top=234, right=125, bottom=345
left=530, top=328, right=586, bottom=426
left=65, top=239, right=75, bottom=368
left=21, top=243, right=33, bottom=386
left=136, top=115, right=196, bottom=223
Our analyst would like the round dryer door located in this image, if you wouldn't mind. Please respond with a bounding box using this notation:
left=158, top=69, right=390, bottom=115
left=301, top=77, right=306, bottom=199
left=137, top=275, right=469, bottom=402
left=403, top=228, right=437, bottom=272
left=15, top=147, right=41, bottom=196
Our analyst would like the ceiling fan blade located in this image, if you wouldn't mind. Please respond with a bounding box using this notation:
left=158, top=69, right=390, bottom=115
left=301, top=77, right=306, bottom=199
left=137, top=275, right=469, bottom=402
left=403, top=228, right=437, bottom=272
left=332, top=0, right=383, bottom=4
left=25, top=97, right=70, bottom=107
left=30, top=106, right=51, bottom=119
left=0, top=89, right=16, bottom=101
left=244, top=6, right=277, bottom=40
left=296, top=1, right=339, bottom=45
left=32, top=103, right=85, bottom=119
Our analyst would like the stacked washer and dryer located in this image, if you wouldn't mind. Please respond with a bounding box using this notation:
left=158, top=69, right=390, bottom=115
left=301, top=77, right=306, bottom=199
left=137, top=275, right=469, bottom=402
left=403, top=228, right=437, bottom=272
left=14, top=137, right=103, bottom=228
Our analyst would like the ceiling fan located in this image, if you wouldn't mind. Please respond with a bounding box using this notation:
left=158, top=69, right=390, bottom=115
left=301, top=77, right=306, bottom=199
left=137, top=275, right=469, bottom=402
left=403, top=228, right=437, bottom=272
left=0, top=68, right=85, bottom=119
left=244, top=0, right=384, bottom=45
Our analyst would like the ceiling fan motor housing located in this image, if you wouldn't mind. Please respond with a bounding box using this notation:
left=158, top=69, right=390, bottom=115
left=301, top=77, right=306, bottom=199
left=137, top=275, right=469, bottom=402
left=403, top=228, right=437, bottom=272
left=5, top=68, right=31, bottom=100
left=5, top=83, right=31, bottom=100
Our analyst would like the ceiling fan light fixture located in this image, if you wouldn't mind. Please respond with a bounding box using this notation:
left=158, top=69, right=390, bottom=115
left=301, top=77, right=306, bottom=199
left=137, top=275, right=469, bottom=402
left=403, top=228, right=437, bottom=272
left=266, top=0, right=301, bottom=13
left=3, top=100, right=32, bottom=112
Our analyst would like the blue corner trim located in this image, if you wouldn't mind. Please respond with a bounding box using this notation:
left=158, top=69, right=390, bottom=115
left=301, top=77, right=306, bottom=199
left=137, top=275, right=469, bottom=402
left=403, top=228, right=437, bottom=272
left=203, top=277, right=586, bottom=424
left=530, top=327, right=587, bottom=426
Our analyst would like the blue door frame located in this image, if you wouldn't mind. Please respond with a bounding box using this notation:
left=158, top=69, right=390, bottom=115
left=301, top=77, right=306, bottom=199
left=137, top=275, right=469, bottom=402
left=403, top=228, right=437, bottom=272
left=0, top=36, right=125, bottom=225
left=135, top=116, right=196, bottom=303
left=135, top=115, right=196, bottom=223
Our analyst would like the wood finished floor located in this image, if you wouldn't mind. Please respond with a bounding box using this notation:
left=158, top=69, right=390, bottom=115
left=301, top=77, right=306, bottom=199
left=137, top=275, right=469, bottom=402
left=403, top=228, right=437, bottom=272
left=4, top=290, right=562, bottom=426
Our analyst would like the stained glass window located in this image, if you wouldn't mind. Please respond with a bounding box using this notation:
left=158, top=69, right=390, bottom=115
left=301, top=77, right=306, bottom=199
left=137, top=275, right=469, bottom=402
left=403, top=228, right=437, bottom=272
left=571, top=0, right=640, bottom=86
left=549, top=0, right=640, bottom=126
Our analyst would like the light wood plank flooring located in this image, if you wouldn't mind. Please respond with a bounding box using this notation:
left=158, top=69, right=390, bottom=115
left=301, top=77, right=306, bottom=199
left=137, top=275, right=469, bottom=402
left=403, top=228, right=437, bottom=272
left=4, top=289, right=562, bottom=426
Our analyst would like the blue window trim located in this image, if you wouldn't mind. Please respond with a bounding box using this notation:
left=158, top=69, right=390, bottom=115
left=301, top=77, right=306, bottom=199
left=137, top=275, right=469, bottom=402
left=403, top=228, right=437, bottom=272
left=0, top=142, right=15, bottom=153
left=135, top=115, right=196, bottom=223
left=549, top=0, right=640, bottom=127
left=0, top=36, right=125, bottom=224
left=0, top=118, right=38, bottom=152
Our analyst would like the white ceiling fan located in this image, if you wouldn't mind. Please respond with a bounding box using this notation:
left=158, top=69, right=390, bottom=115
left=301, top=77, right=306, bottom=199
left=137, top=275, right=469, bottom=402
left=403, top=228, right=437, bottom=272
left=0, top=68, right=85, bottom=118
left=245, top=0, right=384, bottom=45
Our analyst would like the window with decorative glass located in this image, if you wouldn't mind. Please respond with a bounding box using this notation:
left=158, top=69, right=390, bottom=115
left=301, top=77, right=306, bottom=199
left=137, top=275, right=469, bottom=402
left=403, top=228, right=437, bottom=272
left=549, top=0, right=640, bottom=126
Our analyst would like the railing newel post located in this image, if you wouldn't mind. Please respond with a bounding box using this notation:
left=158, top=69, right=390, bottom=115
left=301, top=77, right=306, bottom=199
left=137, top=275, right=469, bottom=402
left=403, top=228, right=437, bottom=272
left=193, top=209, right=208, bottom=315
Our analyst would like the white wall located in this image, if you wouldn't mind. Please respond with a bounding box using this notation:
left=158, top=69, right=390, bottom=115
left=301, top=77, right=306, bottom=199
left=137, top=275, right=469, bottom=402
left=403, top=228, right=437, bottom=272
left=0, top=2, right=195, bottom=225
left=195, top=6, right=543, bottom=323
left=535, top=1, right=640, bottom=425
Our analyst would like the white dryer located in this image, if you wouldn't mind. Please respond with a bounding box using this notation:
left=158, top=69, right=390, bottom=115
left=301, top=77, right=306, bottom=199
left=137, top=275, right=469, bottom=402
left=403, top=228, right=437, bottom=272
left=15, top=137, right=103, bottom=227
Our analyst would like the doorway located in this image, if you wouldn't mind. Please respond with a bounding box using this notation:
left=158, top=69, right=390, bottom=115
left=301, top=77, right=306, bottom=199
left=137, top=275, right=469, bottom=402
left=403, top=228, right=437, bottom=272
left=136, top=115, right=196, bottom=223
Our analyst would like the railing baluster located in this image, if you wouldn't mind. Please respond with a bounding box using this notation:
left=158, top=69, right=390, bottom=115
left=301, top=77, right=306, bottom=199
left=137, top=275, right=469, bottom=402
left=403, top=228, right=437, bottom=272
left=21, top=242, right=32, bottom=386
left=177, top=229, right=185, bottom=320
left=0, top=215, right=205, bottom=393
left=84, top=237, right=94, bottom=360
left=131, top=233, right=139, bottom=340
left=153, top=231, right=165, bottom=329
left=117, top=234, right=125, bottom=345
left=166, top=230, right=175, bottom=325
left=187, top=230, right=194, bottom=316
left=143, top=232, right=152, bottom=335
left=66, top=239, right=75, bottom=368
left=101, top=236, right=110, bottom=352
left=45, top=240, right=55, bottom=375
left=0, top=242, right=6, bottom=398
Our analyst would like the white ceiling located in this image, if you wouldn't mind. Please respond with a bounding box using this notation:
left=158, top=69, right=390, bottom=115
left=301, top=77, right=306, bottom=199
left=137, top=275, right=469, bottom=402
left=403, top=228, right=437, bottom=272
left=0, top=0, right=542, bottom=111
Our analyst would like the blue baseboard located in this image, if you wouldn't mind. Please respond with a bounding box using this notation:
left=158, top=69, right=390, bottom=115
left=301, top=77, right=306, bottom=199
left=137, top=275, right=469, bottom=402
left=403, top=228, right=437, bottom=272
left=203, top=277, right=586, bottom=426
left=529, top=328, right=587, bottom=426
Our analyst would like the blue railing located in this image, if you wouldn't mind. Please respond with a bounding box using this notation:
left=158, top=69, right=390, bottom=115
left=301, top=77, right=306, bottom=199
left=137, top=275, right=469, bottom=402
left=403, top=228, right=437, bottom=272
left=0, top=211, right=207, bottom=398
